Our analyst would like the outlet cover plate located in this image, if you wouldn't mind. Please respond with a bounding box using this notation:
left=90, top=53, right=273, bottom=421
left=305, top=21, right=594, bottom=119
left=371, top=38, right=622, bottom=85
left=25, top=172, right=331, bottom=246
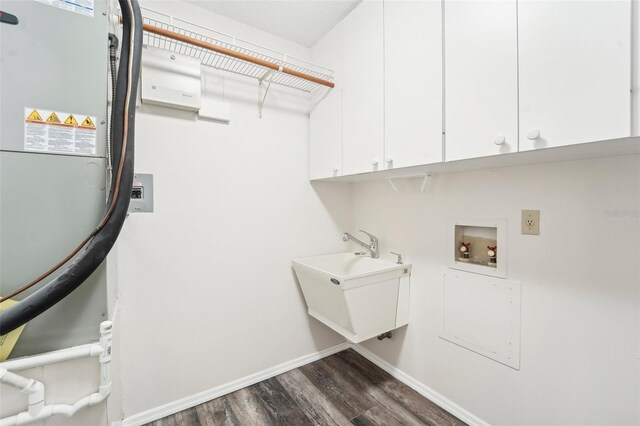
left=521, top=210, right=540, bottom=235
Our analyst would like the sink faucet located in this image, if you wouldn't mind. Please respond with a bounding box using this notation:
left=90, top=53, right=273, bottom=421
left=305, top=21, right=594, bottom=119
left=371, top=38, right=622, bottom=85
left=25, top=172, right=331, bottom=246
left=342, top=230, right=379, bottom=258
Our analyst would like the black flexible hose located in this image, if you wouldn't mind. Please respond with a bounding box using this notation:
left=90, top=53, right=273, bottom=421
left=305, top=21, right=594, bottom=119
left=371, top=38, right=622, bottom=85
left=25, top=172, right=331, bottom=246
left=108, top=33, right=119, bottom=178
left=0, top=0, right=142, bottom=335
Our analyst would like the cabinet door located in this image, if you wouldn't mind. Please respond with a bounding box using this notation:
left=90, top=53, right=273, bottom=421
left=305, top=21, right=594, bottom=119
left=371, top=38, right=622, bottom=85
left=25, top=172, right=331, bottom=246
left=444, top=0, right=518, bottom=161
left=384, top=0, right=442, bottom=168
left=310, top=90, right=342, bottom=180
left=518, top=0, right=631, bottom=150
left=342, top=1, right=385, bottom=175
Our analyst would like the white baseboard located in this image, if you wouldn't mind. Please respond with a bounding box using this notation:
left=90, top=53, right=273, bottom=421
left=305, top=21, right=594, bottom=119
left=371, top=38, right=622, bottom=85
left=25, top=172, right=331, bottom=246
left=121, top=342, right=350, bottom=426
left=122, top=341, right=487, bottom=426
left=350, top=344, right=490, bottom=426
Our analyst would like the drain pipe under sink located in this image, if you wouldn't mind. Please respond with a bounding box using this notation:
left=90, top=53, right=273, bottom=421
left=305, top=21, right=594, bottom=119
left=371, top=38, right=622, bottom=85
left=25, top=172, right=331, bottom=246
left=377, top=331, right=392, bottom=341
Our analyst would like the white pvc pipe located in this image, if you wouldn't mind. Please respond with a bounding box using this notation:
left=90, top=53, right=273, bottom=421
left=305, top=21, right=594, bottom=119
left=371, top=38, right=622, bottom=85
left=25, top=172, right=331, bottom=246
left=1, top=391, right=109, bottom=426
left=0, top=343, right=103, bottom=372
left=0, top=368, right=33, bottom=390
left=0, top=368, right=45, bottom=419
left=0, top=321, right=112, bottom=426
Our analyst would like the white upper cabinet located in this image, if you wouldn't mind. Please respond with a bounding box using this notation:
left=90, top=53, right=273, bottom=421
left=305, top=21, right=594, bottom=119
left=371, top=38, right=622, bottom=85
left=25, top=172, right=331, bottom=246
left=384, top=0, right=443, bottom=169
left=518, top=0, right=631, bottom=151
left=309, top=0, right=634, bottom=181
left=444, top=0, right=518, bottom=162
left=310, top=90, right=342, bottom=180
left=341, top=1, right=385, bottom=175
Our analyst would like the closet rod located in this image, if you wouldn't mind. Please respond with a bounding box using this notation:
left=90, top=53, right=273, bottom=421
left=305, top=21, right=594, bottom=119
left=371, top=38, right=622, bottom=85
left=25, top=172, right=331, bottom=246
left=129, top=18, right=336, bottom=89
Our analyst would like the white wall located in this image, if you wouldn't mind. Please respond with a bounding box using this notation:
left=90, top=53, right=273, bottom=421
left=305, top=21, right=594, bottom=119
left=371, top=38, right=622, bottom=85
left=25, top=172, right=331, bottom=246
left=351, top=155, right=640, bottom=425
left=114, top=0, right=349, bottom=420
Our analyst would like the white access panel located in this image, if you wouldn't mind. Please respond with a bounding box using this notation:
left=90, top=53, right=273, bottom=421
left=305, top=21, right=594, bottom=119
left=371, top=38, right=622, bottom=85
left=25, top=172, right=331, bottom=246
left=518, top=0, right=631, bottom=150
left=341, top=1, right=385, bottom=175
left=310, top=90, right=342, bottom=179
left=141, top=46, right=202, bottom=111
left=440, top=270, right=521, bottom=369
left=384, top=0, right=443, bottom=168
left=444, top=0, right=518, bottom=161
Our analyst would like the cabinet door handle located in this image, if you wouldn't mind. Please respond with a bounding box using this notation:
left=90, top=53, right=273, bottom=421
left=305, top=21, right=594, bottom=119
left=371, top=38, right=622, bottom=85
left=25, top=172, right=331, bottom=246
left=333, top=167, right=339, bottom=176
left=371, top=160, right=379, bottom=167
left=386, top=158, right=394, bottom=170
left=527, top=129, right=541, bottom=140
left=493, top=135, right=506, bottom=145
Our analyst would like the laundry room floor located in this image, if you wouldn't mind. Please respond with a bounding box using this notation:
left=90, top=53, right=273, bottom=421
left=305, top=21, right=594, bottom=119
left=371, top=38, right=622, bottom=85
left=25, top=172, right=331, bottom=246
left=148, top=348, right=465, bottom=425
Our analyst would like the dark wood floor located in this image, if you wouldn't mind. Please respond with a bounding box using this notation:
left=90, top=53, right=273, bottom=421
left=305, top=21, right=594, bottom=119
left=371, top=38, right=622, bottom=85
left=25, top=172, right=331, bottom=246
left=148, top=348, right=466, bottom=426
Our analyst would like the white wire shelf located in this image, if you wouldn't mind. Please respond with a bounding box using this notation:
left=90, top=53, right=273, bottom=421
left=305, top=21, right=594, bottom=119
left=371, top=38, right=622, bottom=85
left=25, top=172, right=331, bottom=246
left=139, top=8, right=335, bottom=94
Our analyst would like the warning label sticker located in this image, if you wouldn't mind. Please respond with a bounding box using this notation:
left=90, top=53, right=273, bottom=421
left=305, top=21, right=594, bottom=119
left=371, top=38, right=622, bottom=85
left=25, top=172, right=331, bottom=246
left=24, top=107, right=97, bottom=156
left=26, top=110, right=43, bottom=121
left=34, top=0, right=94, bottom=17
left=81, top=116, right=96, bottom=128
left=46, top=112, right=61, bottom=123
left=65, top=114, right=78, bottom=125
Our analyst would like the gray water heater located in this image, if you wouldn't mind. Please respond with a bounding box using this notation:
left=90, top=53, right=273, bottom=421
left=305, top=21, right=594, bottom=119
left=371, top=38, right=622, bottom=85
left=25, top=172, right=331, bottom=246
left=0, top=0, right=109, bottom=357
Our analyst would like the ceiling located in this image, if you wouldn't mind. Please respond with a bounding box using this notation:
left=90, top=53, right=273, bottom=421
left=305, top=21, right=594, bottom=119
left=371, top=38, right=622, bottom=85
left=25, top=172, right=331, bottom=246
left=187, top=0, right=361, bottom=47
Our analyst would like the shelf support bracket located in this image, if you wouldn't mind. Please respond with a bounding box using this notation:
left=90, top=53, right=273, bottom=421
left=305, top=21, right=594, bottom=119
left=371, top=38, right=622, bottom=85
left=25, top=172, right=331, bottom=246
left=386, top=173, right=433, bottom=193
left=388, top=178, right=400, bottom=192
left=420, top=174, right=433, bottom=192
left=258, top=67, right=281, bottom=119
left=310, top=86, right=332, bottom=110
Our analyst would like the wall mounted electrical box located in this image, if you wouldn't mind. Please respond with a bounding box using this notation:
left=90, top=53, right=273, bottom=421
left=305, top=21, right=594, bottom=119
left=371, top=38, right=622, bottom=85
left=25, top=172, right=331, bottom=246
left=448, top=218, right=507, bottom=278
left=129, top=173, right=154, bottom=213
left=141, top=46, right=201, bottom=111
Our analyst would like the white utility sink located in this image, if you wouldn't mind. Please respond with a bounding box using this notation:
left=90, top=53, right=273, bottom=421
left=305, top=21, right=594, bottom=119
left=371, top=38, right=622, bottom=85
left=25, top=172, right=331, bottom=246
left=292, top=253, right=411, bottom=343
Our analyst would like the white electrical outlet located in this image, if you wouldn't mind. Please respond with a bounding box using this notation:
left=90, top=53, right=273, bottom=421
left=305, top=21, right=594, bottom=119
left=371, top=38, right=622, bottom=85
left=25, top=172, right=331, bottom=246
left=521, top=210, right=540, bottom=235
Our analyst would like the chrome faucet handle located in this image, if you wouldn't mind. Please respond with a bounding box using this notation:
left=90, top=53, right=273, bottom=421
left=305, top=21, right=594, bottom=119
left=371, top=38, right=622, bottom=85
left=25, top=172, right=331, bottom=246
left=358, top=230, right=379, bottom=258
left=358, top=230, right=378, bottom=244
left=390, top=252, right=403, bottom=264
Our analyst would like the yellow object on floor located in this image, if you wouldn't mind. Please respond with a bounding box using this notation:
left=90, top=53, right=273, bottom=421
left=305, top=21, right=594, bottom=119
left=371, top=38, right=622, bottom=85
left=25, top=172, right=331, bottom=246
left=0, top=299, right=26, bottom=361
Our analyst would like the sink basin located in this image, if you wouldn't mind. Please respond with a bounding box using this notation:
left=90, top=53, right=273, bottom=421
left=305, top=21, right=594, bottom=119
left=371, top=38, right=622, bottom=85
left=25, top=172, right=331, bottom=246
left=292, top=253, right=411, bottom=343
left=294, top=253, right=407, bottom=285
